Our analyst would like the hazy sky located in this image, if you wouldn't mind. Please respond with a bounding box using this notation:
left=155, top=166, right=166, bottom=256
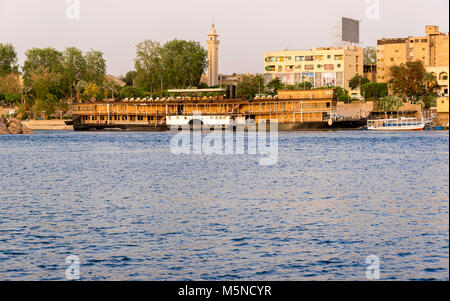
left=1, top=0, right=448, bottom=76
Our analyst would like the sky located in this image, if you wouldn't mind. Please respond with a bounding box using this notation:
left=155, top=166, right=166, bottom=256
left=1, top=0, right=449, bottom=76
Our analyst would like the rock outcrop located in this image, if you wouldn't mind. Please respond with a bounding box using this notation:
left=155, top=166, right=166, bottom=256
left=0, top=117, right=35, bottom=135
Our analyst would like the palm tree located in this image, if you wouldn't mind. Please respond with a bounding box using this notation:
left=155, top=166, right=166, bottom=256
left=75, top=80, right=87, bottom=103
left=423, top=72, right=440, bottom=96
left=103, top=80, right=118, bottom=99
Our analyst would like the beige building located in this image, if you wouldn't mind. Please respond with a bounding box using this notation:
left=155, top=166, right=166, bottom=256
left=207, top=24, right=220, bottom=87
left=427, top=66, right=449, bottom=96
left=264, top=46, right=363, bottom=92
left=436, top=96, right=449, bottom=126
left=377, top=25, right=449, bottom=84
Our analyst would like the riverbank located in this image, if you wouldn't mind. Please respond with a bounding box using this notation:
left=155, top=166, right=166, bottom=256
left=23, top=120, right=74, bottom=131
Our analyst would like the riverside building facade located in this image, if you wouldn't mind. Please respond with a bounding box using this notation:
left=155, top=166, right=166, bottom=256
left=377, top=25, right=449, bottom=96
left=263, top=46, right=364, bottom=91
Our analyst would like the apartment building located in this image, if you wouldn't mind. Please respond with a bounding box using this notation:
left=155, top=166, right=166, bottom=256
left=264, top=46, right=364, bottom=91
left=377, top=25, right=449, bottom=93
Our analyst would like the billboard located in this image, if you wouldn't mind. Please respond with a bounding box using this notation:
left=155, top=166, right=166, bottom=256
left=342, top=17, right=360, bottom=44
left=322, top=73, right=337, bottom=87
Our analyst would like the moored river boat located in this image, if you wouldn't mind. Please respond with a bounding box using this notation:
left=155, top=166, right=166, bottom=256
left=69, top=88, right=366, bottom=131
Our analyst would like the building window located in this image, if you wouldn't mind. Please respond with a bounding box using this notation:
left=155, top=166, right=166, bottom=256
left=305, top=56, right=314, bottom=61
left=317, top=64, right=323, bottom=68
left=334, top=55, right=343, bottom=60
left=337, top=64, right=342, bottom=68
left=278, top=66, right=282, bottom=72
left=324, top=64, right=334, bottom=70
left=327, top=55, right=331, bottom=59
left=315, top=55, right=324, bottom=61
left=286, top=65, right=294, bottom=72
left=304, top=64, right=314, bottom=70
left=295, top=56, right=304, bottom=61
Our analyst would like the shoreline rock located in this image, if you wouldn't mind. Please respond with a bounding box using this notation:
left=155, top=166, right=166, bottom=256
left=0, top=117, right=35, bottom=135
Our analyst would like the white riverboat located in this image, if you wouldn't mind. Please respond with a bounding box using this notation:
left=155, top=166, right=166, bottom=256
left=367, top=117, right=426, bottom=131
left=166, top=115, right=233, bottom=127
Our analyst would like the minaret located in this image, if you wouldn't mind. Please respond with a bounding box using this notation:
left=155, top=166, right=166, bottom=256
left=207, top=24, right=220, bottom=87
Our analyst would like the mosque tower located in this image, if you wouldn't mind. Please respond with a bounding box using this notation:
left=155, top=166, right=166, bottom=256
left=207, top=24, right=220, bottom=87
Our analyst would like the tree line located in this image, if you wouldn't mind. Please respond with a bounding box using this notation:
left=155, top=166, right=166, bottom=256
left=0, top=43, right=108, bottom=119
left=0, top=39, right=208, bottom=119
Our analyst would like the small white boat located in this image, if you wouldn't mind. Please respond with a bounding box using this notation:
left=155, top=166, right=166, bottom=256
left=367, top=117, right=425, bottom=131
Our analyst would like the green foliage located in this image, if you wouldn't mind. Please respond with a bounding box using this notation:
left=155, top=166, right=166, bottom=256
left=119, top=86, right=147, bottom=99
left=335, top=87, right=350, bottom=103
left=122, top=71, right=137, bottom=86
left=422, top=72, right=440, bottom=96
left=237, top=74, right=265, bottom=100
left=23, top=47, right=64, bottom=88
left=418, top=95, right=437, bottom=109
left=297, top=81, right=313, bottom=90
left=34, top=93, right=59, bottom=118
left=4, top=94, right=21, bottom=105
left=361, top=82, right=388, bottom=100
left=349, top=74, right=370, bottom=90
left=82, top=82, right=100, bottom=100
left=267, top=78, right=284, bottom=94
left=61, top=47, right=87, bottom=97
left=0, top=43, right=19, bottom=76
left=20, top=46, right=106, bottom=118
left=134, top=39, right=208, bottom=91
left=389, top=61, right=427, bottom=102
left=376, top=96, right=403, bottom=112
left=84, top=50, right=107, bottom=86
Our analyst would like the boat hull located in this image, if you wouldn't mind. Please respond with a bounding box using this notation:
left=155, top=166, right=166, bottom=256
left=73, top=119, right=367, bottom=132
left=367, top=125, right=425, bottom=131
left=73, top=123, right=168, bottom=131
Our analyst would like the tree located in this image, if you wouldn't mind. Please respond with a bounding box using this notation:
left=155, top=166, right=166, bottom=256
left=0, top=73, right=23, bottom=95
left=363, top=47, right=377, bottom=65
left=135, top=40, right=162, bottom=92
left=84, top=50, right=106, bottom=86
left=134, top=39, right=208, bottom=92
left=62, top=47, right=87, bottom=100
left=161, top=39, right=207, bottom=89
left=0, top=43, right=19, bottom=76
left=422, top=72, right=440, bottom=96
left=121, top=71, right=137, bottom=87
left=103, top=80, right=119, bottom=99
left=389, top=61, right=426, bottom=102
left=22, top=48, right=64, bottom=88
left=267, top=78, right=283, bottom=94
left=296, top=81, right=313, bottom=90
left=237, top=74, right=265, bottom=100
left=360, top=82, right=388, bottom=100
left=82, top=82, right=100, bottom=100
left=418, top=95, right=437, bottom=109
left=349, top=74, right=370, bottom=90
left=335, top=86, right=350, bottom=103
left=75, top=80, right=87, bottom=102
left=376, top=96, right=403, bottom=112
left=119, top=86, right=147, bottom=99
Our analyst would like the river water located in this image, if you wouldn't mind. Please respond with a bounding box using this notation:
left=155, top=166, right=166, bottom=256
left=0, top=131, right=448, bottom=280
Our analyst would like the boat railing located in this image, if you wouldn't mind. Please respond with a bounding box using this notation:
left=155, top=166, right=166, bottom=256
left=367, top=117, right=424, bottom=128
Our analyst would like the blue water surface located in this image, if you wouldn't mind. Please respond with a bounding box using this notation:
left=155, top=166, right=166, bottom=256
left=0, top=131, right=448, bottom=280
